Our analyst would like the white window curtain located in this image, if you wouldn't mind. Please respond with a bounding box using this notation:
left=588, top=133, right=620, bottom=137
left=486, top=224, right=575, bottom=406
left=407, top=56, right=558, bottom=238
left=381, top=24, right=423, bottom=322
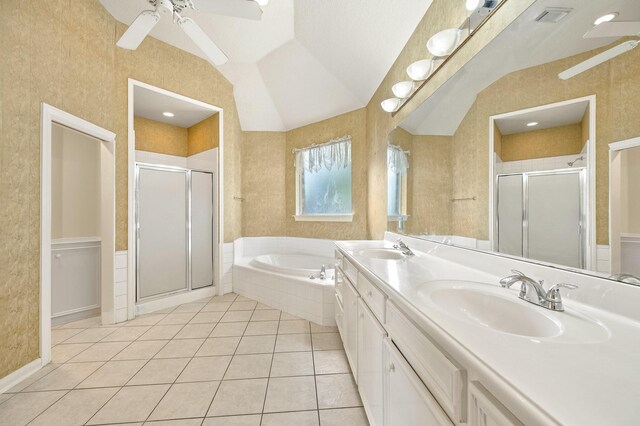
left=387, top=144, right=409, bottom=175
left=295, top=136, right=352, bottom=173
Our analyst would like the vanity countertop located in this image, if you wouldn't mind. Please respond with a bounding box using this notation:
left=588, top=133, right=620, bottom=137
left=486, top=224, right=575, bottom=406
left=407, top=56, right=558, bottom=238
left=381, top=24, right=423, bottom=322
left=336, top=239, right=640, bottom=426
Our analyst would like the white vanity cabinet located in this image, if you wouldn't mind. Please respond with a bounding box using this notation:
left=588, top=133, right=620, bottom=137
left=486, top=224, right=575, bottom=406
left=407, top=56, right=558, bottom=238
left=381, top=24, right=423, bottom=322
left=343, top=274, right=360, bottom=378
left=383, top=337, right=453, bottom=426
left=468, top=381, right=523, bottom=426
left=357, top=298, right=386, bottom=426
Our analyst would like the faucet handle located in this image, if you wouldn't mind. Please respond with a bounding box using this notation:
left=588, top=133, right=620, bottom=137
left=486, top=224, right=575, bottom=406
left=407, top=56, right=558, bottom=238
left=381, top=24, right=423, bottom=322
left=545, top=283, right=578, bottom=311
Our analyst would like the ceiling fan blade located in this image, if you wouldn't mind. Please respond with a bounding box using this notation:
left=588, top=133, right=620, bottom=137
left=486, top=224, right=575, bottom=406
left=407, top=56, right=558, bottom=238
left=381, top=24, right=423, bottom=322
left=191, top=0, right=263, bottom=21
left=583, top=21, right=640, bottom=39
left=178, top=17, right=229, bottom=66
left=559, top=40, right=639, bottom=80
left=117, top=10, right=161, bottom=50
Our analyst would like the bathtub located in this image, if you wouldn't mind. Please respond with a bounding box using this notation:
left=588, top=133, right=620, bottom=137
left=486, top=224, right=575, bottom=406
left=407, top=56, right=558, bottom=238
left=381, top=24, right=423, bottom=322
left=233, top=237, right=336, bottom=326
left=250, top=254, right=335, bottom=278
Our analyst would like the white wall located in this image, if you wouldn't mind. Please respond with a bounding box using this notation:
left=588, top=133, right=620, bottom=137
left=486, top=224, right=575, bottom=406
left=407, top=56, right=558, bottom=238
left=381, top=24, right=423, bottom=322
left=51, top=124, right=101, bottom=239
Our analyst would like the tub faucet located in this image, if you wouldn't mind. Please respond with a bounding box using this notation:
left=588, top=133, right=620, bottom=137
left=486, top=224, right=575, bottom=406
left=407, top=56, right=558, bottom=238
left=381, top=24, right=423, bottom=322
left=393, top=239, right=414, bottom=256
left=319, top=264, right=326, bottom=280
left=500, top=270, right=577, bottom=311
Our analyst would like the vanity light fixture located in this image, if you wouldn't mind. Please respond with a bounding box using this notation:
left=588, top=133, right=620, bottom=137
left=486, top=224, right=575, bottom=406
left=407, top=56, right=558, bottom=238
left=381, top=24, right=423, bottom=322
left=392, top=81, right=416, bottom=99
left=526, top=122, right=538, bottom=127
left=465, top=0, right=497, bottom=12
left=427, top=29, right=464, bottom=57
left=381, top=98, right=402, bottom=113
left=163, top=112, right=175, bottom=117
left=594, top=12, right=618, bottom=26
left=406, top=59, right=435, bottom=81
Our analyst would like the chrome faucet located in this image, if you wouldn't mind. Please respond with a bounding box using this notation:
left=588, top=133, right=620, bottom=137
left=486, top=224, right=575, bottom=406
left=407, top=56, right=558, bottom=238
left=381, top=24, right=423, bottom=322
left=319, top=264, right=326, bottom=280
left=609, top=273, right=640, bottom=285
left=500, top=270, right=578, bottom=312
left=393, top=239, right=414, bottom=256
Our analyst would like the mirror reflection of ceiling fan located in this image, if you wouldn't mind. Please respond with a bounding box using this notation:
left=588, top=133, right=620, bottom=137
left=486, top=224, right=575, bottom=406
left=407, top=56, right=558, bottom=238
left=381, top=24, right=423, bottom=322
left=117, top=0, right=268, bottom=66
left=559, top=16, right=640, bottom=80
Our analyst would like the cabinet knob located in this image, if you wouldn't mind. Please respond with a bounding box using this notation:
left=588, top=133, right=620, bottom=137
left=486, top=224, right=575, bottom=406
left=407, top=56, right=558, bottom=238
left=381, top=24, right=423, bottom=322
left=389, top=362, right=395, bottom=373
left=54, top=254, right=62, bottom=259
left=367, top=290, right=373, bottom=297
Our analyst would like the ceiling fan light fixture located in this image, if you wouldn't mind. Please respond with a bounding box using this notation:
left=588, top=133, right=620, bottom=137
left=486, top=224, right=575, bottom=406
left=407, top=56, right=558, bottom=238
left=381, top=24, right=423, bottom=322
left=381, top=98, right=402, bottom=113
left=594, top=12, right=618, bottom=26
left=178, top=16, right=229, bottom=66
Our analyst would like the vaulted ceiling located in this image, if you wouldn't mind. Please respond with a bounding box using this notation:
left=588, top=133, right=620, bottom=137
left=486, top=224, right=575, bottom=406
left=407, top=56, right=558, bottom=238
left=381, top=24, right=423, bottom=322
left=99, top=0, right=433, bottom=131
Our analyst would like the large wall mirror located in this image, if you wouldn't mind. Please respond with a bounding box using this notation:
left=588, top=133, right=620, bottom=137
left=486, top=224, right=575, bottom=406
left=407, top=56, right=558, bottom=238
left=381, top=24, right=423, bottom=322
left=387, top=0, right=640, bottom=285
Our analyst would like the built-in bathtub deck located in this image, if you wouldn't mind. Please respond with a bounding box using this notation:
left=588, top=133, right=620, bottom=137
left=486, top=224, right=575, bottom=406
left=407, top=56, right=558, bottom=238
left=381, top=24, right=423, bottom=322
left=233, top=237, right=337, bottom=326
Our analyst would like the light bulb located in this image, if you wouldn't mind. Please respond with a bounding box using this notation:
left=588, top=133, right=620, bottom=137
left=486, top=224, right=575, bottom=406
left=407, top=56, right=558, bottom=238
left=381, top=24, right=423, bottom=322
left=392, top=81, right=415, bottom=99
left=427, top=29, right=463, bottom=57
left=466, top=0, right=482, bottom=11
left=594, top=13, right=617, bottom=26
left=255, top=0, right=269, bottom=6
left=163, top=112, right=175, bottom=117
left=406, top=59, right=434, bottom=81
left=381, top=98, right=402, bottom=113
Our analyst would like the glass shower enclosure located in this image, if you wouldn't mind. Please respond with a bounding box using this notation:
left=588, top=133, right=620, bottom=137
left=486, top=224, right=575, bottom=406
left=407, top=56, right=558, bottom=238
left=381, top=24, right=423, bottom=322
left=136, top=163, right=215, bottom=301
left=496, top=169, right=586, bottom=269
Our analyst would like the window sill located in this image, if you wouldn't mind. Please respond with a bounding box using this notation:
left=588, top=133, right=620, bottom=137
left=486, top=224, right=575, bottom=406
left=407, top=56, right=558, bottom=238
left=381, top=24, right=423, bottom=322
left=387, top=215, right=409, bottom=222
left=294, top=214, right=353, bottom=223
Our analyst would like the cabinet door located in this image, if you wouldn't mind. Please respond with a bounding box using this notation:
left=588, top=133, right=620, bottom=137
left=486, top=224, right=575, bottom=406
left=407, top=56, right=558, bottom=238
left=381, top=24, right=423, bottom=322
left=468, top=381, right=523, bottom=426
left=357, top=299, right=386, bottom=426
left=344, top=279, right=359, bottom=380
left=383, top=338, right=453, bottom=426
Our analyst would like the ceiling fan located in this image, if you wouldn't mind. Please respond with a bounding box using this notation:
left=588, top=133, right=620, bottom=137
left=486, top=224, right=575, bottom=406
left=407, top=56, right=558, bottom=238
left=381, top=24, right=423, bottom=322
left=117, top=0, right=267, bottom=66
left=559, top=19, right=640, bottom=80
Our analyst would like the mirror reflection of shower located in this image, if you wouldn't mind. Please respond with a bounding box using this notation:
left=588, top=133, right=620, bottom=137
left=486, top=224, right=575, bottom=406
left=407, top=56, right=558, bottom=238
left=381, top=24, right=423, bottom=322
left=568, top=155, right=585, bottom=167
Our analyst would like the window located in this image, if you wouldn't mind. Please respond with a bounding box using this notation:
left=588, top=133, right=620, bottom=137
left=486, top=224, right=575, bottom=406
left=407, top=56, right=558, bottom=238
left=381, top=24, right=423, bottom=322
left=387, top=145, right=408, bottom=220
left=294, top=137, right=352, bottom=221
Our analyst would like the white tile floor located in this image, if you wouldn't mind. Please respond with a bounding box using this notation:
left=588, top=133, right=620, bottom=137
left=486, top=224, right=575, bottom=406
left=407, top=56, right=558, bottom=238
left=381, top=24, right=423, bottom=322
left=0, top=293, right=369, bottom=426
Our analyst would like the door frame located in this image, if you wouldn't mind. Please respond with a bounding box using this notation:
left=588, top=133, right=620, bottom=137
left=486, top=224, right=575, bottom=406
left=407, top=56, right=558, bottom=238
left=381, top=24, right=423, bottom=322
left=127, top=79, right=225, bottom=320
left=609, top=136, right=640, bottom=274
left=40, top=103, right=116, bottom=365
left=489, top=95, right=596, bottom=270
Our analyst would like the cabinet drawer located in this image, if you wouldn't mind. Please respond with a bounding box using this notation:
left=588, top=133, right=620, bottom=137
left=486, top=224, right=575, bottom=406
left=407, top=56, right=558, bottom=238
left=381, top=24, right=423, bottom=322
left=334, top=249, right=344, bottom=270
left=342, top=257, right=359, bottom=286
left=386, top=301, right=467, bottom=423
left=469, top=381, right=523, bottom=426
left=357, top=273, right=386, bottom=323
left=335, top=293, right=345, bottom=340
left=335, top=267, right=346, bottom=303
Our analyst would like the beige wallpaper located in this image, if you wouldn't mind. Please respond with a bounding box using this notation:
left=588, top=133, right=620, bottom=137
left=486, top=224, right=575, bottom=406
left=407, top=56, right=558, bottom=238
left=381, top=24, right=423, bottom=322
left=499, top=124, right=583, bottom=162
left=242, top=131, right=287, bottom=236
left=285, top=108, right=369, bottom=240
left=188, top=115, right=219, bottom=156
left=0, top=0, right=243, bottom=378
left=134, top=116, right=188, bottom=157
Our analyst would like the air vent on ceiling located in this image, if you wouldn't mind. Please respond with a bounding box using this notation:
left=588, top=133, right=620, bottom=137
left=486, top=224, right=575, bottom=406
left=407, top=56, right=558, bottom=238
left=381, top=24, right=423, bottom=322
left=535, top=7, right=572, bottom=23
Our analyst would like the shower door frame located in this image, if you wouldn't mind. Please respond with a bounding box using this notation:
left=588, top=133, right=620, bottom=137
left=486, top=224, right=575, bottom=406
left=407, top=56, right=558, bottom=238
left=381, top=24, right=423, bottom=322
left=135, top=162, right=215, bottom=303
left=495, top=168, right=587, bottom=269
left=488, top=95, right=596, bottom=271
left=127, top=79, right=225, bottom=320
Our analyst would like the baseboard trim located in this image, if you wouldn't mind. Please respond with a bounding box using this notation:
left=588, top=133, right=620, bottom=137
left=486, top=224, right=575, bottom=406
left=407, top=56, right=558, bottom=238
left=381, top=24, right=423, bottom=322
left=0, top=359, right=42, bottom=394
left=135, top=286, right=217, bottom=316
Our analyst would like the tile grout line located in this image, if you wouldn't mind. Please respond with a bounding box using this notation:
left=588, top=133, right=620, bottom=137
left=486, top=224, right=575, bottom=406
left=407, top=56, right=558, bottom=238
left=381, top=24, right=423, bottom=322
left=310, top=321, right=323, bottom=425
left=258, top=308, right=282, bottom=425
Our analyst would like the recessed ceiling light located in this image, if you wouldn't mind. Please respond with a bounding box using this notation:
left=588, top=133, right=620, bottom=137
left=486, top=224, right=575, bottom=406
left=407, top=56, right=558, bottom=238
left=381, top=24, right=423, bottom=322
left=594, top=12, right=618, bottom=26
left=527, top=122, right=539, bottom=127
left=162, top=112, right=174, bottom=117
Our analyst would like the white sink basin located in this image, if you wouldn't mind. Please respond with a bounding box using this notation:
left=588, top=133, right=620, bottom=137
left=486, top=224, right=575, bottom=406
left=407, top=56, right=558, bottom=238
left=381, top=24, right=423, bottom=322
left=429, top=287, right=561, bottom=338
left=355, top=248, right=405, bottom=260
left=417, top=281, right=610, bottom=342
